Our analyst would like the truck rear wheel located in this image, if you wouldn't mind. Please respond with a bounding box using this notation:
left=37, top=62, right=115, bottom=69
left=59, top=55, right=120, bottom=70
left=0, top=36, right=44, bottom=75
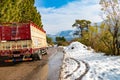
left=41, top=49, right=47, bottom=55
left=32, top=53, right=42, bottom=61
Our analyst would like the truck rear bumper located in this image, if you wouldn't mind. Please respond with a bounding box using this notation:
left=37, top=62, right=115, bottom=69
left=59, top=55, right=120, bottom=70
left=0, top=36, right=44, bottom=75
left=4, top=58, right=32, bottom=62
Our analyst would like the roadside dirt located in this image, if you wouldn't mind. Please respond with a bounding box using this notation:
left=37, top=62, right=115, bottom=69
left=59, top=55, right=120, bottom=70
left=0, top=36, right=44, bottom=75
left=0, top=55, right=48, bottom=80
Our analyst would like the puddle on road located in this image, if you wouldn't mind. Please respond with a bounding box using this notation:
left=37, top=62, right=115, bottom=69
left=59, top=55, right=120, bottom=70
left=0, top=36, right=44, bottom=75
left=47, top=50, right=63, bottom=80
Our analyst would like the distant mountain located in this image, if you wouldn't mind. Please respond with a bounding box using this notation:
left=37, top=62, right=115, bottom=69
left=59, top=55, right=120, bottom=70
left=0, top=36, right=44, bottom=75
left=47, top=22, right=102, bottom=42
left=57, top=30, right=74, bottom=41
left=47, top=30, right=76, bottom=41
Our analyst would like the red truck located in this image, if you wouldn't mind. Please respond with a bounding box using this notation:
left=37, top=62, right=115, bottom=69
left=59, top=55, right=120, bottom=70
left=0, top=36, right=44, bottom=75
left=0, top=22, right=48, bottom=62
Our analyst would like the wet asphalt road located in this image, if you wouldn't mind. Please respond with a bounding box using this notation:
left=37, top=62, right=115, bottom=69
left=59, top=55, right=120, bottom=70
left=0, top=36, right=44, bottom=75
left=0, top=47, right=63, bottom=80
left=47, top=47, right=64, bottom=80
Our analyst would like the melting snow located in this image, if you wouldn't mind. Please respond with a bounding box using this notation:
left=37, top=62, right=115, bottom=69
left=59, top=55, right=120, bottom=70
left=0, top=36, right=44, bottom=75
left=60, top=42, right=120, bottom=80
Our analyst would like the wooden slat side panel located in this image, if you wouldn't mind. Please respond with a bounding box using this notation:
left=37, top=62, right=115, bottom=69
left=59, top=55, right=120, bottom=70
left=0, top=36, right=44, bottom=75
left=0, top=40, right=32, bottom=50
left=30, top=25, right=47, bottom=48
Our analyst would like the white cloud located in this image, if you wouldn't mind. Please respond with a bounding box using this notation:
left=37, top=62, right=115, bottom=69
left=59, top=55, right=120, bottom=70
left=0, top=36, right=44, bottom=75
left=36, top=0, right=102, bottom=34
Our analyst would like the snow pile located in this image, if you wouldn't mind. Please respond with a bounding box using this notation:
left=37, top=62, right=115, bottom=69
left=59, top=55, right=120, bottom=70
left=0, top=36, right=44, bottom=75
left=64, top=41, right=94, bottom=52
left=60, top=42, right=120, bottom=80
left=65, top=41, right=87, bottom=50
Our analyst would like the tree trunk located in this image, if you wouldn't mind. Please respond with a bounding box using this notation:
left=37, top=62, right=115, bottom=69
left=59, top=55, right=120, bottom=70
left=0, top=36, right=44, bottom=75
left=112, top=36, right=116, bottom=55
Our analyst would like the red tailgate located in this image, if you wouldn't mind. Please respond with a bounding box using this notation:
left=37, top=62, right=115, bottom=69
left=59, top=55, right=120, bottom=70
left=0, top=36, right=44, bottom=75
left=1, top=26, right=11, bottom=41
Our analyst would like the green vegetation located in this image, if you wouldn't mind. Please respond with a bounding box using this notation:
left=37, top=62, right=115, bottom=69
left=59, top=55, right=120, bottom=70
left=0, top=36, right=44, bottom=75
left=100, top=0, right=120, bottom=55
left=72, top=19, right=91, bottom=37
left=72, top=21, right=113, bottom=55
left=72, top=0, right=120, bottom=55
left=55, top=36, right=68, bottom=46
left=46, top=36, right=54, bottom=46
left=0, top=0, right=42, bottom=27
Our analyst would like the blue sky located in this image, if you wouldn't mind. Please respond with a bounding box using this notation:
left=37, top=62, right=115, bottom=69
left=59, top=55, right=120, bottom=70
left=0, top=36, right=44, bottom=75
left=35, top=0, right=77, bottom=8
left=35, top=0, right=102, bottom=35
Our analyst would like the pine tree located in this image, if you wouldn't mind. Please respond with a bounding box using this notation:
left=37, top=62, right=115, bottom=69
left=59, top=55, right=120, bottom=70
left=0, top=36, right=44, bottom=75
left=0, top=0, right=42, bottom=27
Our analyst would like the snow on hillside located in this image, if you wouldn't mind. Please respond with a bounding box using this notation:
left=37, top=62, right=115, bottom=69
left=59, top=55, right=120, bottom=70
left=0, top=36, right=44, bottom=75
left=60, top=42, right=120, bottom=80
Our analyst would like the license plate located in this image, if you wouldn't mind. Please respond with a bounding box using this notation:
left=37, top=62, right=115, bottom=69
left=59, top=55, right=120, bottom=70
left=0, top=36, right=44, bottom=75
left=13, top=54, right=20, bottom=57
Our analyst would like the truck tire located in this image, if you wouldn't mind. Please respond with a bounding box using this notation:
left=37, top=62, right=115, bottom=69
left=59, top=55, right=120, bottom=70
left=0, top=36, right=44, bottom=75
left=41, top=49, right=47, bottom=55
left=32, top=53, right=42, bottom=61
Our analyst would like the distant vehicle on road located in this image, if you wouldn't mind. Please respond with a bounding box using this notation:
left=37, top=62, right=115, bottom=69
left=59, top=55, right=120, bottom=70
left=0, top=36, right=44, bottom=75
left=0, top=21, right=48, bottom=62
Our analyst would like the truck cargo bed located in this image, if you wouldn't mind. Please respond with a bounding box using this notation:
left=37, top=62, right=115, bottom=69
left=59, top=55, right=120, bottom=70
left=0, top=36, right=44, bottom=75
left=0, top=22, right=47, bottom=62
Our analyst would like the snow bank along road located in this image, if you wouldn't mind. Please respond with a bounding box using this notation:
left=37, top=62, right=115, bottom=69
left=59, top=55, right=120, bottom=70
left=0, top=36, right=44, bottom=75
left=60, top=42, right=120, bottom=80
